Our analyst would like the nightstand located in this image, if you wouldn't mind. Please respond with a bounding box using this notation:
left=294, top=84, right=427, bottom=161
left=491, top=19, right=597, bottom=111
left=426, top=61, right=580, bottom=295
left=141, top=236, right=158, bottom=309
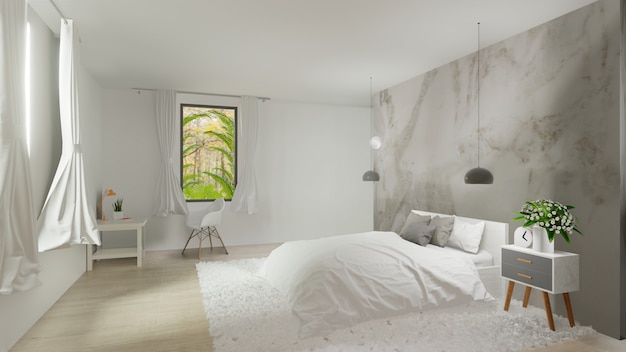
left=501, top=244, right=579, bottom=330
left=87, top=218, right=148, bottom=271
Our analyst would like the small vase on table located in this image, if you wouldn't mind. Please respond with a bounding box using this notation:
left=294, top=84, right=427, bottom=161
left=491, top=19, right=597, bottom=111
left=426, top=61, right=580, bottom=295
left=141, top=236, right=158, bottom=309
left=112, top=198, right=124, bottom=220
left=532, top=226, right=554, bottom=253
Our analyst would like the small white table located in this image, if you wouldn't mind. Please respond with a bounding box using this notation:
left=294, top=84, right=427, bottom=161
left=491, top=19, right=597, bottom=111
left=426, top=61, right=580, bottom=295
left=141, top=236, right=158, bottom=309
left=501, top=245, right=579, bottom=330
left=87, top=218, right=148, bottom=271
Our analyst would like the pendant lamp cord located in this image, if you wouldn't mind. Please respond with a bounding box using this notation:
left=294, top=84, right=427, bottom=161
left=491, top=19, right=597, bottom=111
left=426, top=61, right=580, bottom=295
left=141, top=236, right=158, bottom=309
left=370, top=77, right=374, bottom=118
left=370, top=77, right=374, bottom=169
left=477, top=22, right=481, bottom=168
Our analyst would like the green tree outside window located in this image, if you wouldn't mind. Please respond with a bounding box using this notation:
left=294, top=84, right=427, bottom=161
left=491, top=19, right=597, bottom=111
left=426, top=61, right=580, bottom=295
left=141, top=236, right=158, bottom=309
left=181, top=104, right=236, bottom=201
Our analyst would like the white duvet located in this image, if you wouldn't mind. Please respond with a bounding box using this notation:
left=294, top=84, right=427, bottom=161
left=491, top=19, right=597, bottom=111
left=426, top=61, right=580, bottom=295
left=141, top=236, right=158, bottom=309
left=261, top=231, right=493, bottom=338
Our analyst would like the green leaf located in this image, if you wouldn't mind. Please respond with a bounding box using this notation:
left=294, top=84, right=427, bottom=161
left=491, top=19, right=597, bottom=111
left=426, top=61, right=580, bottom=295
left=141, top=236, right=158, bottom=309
left=183, top=144, right=202, bottom=155
left=205, top=130, right=234, bottom=152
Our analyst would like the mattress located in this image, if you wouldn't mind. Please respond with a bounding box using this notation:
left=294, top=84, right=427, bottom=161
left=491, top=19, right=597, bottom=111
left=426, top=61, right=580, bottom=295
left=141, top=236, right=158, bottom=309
left=424, top=244, right=494, bottom=267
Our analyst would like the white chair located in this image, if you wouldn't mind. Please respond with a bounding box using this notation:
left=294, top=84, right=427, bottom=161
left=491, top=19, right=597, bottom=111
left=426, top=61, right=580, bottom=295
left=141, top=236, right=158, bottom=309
left=182, top=198, right=229, bottom=258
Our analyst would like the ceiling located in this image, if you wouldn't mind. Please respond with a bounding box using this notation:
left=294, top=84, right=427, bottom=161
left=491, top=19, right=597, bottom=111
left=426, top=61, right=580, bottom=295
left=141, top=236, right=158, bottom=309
left=28, top=0, right=596, bottom=106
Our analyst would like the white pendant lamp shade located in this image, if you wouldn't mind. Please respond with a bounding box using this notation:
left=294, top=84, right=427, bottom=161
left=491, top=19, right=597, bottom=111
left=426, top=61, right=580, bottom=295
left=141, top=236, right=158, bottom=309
left=369, top=136, right=382, bottom=150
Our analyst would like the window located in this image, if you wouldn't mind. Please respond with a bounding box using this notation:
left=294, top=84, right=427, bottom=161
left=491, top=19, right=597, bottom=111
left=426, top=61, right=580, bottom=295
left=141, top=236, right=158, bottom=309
left=181, top=104, right=237, bottom=201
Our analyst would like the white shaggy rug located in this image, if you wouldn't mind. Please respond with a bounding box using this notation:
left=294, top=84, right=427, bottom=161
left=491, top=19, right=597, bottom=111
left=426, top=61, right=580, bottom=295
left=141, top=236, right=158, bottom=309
left=196, top=258, right=594, bottom=352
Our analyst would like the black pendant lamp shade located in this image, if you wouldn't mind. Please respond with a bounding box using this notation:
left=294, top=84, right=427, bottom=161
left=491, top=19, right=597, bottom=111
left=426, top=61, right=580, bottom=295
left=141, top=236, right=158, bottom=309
left=362, top=170, right=380, bottom=181
left=464, top=167, right=493, bottom=184
left=465, top=22, right=493, bottom=185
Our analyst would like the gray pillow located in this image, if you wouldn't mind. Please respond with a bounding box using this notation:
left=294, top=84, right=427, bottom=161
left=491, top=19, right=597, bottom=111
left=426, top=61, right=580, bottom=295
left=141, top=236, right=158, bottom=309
left=399, top=213, right=431, bottom=237
left=401, top=222, right=436, bottom=246
left=429, top=215, right=455, bottom=247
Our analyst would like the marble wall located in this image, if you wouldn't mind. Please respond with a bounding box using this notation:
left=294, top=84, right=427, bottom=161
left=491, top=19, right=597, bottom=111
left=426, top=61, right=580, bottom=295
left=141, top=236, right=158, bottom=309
left=373, top=1, right=622, bottom=338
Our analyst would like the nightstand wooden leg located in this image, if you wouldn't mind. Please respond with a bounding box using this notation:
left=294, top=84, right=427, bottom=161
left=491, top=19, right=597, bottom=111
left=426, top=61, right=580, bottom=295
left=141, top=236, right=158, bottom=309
left=504, top=281, right=515, bottom=311
left=563, top=293, right=575, bottom=327
left=522, top=286, right=532, bottom=308
left=542, top=291, right=555, bottom=331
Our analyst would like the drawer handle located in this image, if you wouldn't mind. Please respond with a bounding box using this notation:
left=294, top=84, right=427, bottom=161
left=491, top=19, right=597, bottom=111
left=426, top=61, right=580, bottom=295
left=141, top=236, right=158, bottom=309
left=516, top=258, right=532, bottom=264
left=517, top=273, right=532, bottom=280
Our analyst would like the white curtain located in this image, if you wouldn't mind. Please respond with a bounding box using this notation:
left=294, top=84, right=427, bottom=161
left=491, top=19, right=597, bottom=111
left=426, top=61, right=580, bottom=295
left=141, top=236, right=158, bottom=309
left=230, top=96, right=259, bottom=214
left=37, top=19, right=99, bottom=252
left=0, top=0, right=40, bottom=294
left=153, top=89, right=188, bottom=216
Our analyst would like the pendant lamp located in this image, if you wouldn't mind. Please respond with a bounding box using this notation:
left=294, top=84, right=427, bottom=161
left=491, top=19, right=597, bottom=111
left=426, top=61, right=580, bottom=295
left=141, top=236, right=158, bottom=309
left=363, top=77, right=380, bottom=182
left=465, top=22, right=493, bottom=184
left=362, top=170, right=380, bottom=181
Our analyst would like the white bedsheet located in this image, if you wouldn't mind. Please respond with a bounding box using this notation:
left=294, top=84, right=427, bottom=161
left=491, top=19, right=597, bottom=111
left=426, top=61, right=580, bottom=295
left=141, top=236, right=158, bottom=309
left=425, top=245, right=494, bottom=267
left=261, top=231, right=494, bottom=338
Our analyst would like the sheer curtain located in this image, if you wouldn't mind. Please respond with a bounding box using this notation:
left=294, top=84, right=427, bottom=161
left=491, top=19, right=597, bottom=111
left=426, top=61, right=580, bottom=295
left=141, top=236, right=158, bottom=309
left=37, top=19, right=99, bottom=252
left=153, top=89, right=188, bottom=216
left=0, top=0, right=40, bottom=294
left=230, top=96, right=259, bottom=214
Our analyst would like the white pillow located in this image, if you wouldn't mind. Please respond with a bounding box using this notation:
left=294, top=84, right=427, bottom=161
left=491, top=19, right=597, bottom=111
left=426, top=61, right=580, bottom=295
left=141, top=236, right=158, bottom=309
left=447, top=217, right=485, bottom=254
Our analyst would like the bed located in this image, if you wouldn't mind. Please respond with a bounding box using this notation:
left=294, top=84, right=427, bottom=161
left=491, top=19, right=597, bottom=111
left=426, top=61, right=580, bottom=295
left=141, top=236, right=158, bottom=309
left=261, top=210, right=509, bottom=338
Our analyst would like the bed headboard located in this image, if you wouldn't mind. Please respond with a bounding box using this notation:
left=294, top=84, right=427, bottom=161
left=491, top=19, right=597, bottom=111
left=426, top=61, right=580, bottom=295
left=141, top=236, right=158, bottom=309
left=410, top=210, right=509, bottom=267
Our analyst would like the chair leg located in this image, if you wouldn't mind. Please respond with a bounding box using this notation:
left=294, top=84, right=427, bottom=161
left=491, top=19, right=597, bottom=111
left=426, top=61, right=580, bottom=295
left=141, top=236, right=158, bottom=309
left=198, top=228, right=203, bottom=259
left=182, top=229, right=197, bottom=255
left=211, top=227, right=229, bottom=254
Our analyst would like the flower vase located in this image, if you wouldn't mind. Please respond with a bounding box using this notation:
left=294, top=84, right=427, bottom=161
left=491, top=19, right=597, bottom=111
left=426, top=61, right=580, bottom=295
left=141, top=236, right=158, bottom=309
left=532, top=226, right=554, bottom=253
left=113, top=211, right=123, bottom=220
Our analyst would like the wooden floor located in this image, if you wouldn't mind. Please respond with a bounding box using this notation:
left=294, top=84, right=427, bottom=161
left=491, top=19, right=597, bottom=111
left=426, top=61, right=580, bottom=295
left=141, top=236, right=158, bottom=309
left=11, top=244, right=626, bottom=352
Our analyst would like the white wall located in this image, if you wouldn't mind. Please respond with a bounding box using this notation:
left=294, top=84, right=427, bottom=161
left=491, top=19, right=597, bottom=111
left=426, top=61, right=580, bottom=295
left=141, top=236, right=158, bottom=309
left=101, top=90, right=374, bottom=250
left=373, top=1, right=622, bottom=338
left=0, top=8, right=103, bottom=351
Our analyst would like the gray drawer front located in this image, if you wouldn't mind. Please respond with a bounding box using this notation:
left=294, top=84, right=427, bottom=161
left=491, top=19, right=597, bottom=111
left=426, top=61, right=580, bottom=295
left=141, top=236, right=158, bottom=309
left=502, top=264, right=552, bottom=291
left=502, top=248, right=552, bottom=274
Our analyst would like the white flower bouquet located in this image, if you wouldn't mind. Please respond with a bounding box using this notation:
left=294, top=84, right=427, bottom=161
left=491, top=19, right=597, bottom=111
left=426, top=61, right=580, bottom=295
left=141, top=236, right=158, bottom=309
left=513, top=199, right=582, bottom=243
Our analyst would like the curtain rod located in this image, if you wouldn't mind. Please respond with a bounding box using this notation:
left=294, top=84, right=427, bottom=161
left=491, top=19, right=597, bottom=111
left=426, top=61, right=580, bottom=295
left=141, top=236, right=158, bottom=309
left=133, top=88, right=270, bottom=102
